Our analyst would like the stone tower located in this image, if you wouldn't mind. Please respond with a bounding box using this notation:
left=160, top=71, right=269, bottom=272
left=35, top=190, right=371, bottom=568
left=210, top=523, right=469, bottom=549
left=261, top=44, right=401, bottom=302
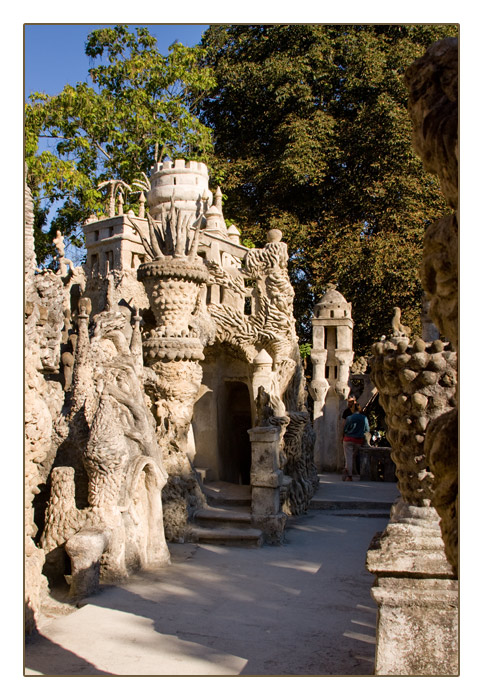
left=147, top=158, right=212, bottom=219
left=310, top=286, right=354, bottom=471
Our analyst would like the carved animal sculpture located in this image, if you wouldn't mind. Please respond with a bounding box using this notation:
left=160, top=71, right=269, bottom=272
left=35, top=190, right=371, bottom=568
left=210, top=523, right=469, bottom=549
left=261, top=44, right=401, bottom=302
left=391, top=307, right=412, bottom=337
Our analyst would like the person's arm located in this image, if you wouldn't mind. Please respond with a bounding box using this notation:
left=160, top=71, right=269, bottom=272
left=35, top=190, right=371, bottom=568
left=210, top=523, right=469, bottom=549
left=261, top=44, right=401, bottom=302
left=363, top=416, right=371, bottom=445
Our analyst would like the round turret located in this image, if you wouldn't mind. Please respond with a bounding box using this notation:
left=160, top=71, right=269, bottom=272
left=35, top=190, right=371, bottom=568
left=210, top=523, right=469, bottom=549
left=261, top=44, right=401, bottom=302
left=147, top=159, right=212, bottom=219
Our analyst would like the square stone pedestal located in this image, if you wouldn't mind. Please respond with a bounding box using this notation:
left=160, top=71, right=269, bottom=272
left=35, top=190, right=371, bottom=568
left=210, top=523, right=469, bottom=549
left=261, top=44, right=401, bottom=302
left=248, top=426, right=287, bottom=544
left=366, top=500, right=458, bottom=675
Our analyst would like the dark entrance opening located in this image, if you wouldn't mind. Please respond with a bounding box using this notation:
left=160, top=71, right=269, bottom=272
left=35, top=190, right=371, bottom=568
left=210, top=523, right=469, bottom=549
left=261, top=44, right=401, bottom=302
left=219, top=381, right=252, bottom=485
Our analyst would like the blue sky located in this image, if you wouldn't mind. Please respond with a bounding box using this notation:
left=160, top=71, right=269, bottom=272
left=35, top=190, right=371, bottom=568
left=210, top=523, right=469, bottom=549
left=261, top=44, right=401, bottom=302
left=25, top=24, right=209, bottom=99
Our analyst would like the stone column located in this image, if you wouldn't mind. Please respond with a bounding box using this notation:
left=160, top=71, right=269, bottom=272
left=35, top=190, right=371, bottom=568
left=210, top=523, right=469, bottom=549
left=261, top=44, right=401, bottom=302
left=367, top=501, right=457, bottom=675
left=405, top=37, right=459, bottom=576
left=367, top=328, right=458, bottom=675
left=248, top=426, right=287, bottom=544
left=251, top=349, right=274, bottom=421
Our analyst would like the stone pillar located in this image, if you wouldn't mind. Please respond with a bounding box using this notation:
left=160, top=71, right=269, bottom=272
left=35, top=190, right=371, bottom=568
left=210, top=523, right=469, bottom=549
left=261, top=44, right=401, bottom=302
left=405, top=37, right=459, bottom=576
left=367, top=326, right=458, bottom=675
left=248, top=426, right=287, bottom=544
left=367, top=501, right=458, bottom=675
left=251, top=349, right=274, bottom=420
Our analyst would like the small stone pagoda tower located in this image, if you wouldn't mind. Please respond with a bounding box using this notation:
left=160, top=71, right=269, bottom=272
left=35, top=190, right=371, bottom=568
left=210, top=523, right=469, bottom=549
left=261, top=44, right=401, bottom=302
left=310, top=285, right=354, bottom=471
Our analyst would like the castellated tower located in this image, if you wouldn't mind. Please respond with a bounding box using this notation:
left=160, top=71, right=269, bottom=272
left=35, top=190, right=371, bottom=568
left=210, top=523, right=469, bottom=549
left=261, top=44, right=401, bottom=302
left=147, top=159, right=213, bottom=219
left=310, top=286, right=354, bottom=472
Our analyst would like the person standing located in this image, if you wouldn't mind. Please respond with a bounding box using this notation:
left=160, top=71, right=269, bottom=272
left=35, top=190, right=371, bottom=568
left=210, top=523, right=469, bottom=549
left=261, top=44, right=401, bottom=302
left=339, top=395, right=356, bottom=442
left=342, top=402, right=369, bottom=481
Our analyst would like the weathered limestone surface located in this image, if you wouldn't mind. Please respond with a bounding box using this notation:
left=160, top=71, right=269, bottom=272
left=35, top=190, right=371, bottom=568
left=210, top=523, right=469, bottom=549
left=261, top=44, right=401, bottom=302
left=127, top=162, right=317, bottom=529
left=368, top=318, right=458, bottom=675
left=249, top=425, right=287, bottom=544
left=25, top=176, right=172, bottom=633
left=25, top=176, right=68, bottom=633
left=367, top=501, right=458, bottom=676
left=366, top=36, right=458, bottom=676
left=406, top=37, right=459, bottom=574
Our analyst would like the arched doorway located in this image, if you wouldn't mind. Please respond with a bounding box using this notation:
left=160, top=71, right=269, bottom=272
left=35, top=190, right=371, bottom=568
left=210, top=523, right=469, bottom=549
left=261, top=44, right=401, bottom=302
left=219, top=381, right=252, bottom=485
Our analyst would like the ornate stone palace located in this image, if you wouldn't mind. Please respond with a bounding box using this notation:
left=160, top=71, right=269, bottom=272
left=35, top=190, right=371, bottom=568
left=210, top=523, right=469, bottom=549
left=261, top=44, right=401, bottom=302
left=24, top=37, right=458, bottom=677
left=25, top=156, right=318, bottom=633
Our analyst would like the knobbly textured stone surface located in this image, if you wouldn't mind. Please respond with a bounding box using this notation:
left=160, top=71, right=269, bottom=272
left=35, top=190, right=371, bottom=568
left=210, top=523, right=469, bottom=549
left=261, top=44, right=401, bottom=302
left=361, top=38, right=459, bottom=678
left=368, top=318, right=458, bottom=675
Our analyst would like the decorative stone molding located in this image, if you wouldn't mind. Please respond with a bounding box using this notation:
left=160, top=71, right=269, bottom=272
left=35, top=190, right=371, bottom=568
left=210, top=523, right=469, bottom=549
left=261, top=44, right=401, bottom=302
left=367, top=501, right=458, bottom=676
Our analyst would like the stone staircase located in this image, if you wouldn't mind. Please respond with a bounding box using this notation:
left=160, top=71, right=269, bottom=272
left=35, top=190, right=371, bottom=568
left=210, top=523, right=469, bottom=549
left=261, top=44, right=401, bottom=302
left=190, top=480, right=263, bottom=547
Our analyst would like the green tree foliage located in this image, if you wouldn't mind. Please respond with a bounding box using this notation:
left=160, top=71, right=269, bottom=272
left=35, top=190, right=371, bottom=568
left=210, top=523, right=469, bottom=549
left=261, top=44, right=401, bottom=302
left=25, top=25, right=215, bottom=261
left=196, top=24, right=458, bottom=353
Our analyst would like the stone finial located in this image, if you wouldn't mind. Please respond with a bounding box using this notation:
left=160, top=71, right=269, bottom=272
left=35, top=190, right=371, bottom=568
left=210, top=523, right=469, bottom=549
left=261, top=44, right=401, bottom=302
left=214, top=186, right=223, bottom=212
left=267, top=229, right=283, bottom=243
left=139, top=191, right=146, bottom=219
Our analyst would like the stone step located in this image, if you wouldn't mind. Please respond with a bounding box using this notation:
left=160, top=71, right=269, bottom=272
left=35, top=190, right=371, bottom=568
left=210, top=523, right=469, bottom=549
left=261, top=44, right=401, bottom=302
left=330, top=510, right=391, bottom=519
left=309, top=500, right=393, bottom=512
left=189, top=525, right=263, bottom=547
left=193, top=506, right=253, bottom=529
left=202, top=481, right=252, bottom=508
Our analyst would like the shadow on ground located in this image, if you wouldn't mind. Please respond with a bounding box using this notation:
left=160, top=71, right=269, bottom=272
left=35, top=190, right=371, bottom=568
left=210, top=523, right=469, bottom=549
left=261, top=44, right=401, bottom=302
left=25, top=511, right=385, bottom=676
